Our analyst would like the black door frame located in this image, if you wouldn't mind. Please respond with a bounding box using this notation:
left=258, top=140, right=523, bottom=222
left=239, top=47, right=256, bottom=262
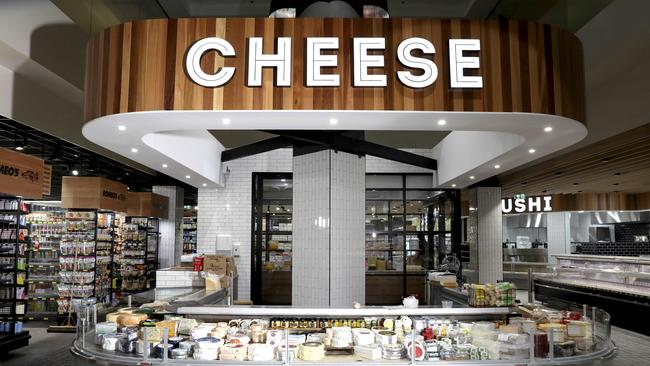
left=250, top=172, right=293, bottom=304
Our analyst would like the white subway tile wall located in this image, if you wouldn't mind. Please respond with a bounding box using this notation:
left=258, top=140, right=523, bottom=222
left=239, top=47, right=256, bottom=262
left=156, top=269, right=203, bottom=288
left=329, top=151, right=366, bottom=307
left=198, top=147, right=435, bottom=301
left=292, top=150, right=331, bottom=306
left=153, top=186, right=184, bottom=269
left=474, top=187, right=504, bottom=283
left=198, top=149, right=293, bottom=300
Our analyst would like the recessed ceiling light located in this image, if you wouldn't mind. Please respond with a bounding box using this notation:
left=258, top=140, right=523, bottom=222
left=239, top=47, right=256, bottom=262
left=202, top=183, right=207, bottom=187
left=276, top=207, right=280, bottom=211
left=494, top=164, right=501, bottom=169
left=528, top=148, right=536, bottom=154
left=14, top=146, right=23, bottom=151
left=329, top=118, right=338, bottom=125
left=573, top=183, right=579, bottom=186
left=451, top=184, right=456, bottom=188
left=162, top=164, right=168, bottom=168
left=222, top=118, right=231, bottom=125
left=185, top=175, right=191, bottom=179
left=544, top=126, right=553, bottom=132
left=130, top=148, right=138, bottom=153
left=613, top=172, right=621, bottom=176
left=578, top=190, right=583, bottom=193
left=613, top=183, right=619, bottom=186
left=437, top=119, right=447, bottom=126
left=521, top=182, right=528, bottom=185
left=118, top=125, right=127, bottom=131
left=469, top=176, right=475, bottom=180
left=601, top=157, right=610, bottom=163
left=71, top=170, right=79, bottom=176
left=281, top=179, right=286, bottom=182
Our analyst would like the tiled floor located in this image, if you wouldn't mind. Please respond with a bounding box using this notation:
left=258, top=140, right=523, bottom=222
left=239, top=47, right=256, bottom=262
left=0, top=323, right=646, bottom=365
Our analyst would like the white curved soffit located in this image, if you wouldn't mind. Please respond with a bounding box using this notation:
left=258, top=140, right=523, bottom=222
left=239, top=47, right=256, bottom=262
left=82, top=110, right=586, bottom=189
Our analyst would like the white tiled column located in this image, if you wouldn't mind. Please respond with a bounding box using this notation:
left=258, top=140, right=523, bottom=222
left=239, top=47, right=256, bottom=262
left=153, top=186, right=184, bottom=268
left=547, top=212, right=571, bottom=265
left=292, top=150, right=365, bottom=307
left=468, top=187, right=503, bottom=283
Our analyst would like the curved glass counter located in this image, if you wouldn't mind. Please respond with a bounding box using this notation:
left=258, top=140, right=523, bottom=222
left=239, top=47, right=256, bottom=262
left=71, top=304, right=616, bottom=365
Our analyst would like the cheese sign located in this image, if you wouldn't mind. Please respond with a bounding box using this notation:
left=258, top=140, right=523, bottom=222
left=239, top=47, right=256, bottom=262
left=185, top=37, right=483, bottom=89
left=502, top=196, right=552, bottom=214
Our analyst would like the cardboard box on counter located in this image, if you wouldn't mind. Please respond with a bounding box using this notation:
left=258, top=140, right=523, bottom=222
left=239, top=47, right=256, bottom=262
left=203, top=255, right=237, bottom=276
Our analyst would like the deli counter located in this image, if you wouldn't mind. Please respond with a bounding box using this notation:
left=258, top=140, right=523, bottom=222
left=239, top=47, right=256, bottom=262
left=70, top=297, right=616, bottom=365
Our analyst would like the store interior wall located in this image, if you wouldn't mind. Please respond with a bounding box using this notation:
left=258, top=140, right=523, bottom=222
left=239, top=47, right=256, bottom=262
left=153, top=186, right=184, bottom=268
left=197, top=148, right=434, bottom=301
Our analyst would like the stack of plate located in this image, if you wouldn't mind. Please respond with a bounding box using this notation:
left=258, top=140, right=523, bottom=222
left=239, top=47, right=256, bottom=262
left=382, top=343, right=403, bottom=360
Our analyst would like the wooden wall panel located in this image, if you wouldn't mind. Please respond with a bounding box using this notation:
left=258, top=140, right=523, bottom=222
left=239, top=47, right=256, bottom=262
left=548, top=193, right=650, bottom=212
left=61, top=176, right=128, bottom=212
left=85, top=18, right=585, bottom=123
left=0, top=147, right=45, bottom=199
left=127, top=192, right=169, bottom=219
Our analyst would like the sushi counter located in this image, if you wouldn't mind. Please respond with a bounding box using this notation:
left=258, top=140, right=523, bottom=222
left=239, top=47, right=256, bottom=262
left=70, top=301, right=616, bottom=365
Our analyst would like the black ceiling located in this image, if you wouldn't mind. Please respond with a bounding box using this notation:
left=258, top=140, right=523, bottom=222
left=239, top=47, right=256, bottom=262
left=0, top=115, right=197, bottom=206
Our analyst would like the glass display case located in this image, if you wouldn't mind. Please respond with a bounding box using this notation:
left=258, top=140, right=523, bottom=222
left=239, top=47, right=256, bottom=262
left=70, top=305, right=615, bottom=365
left=535, top=254, right=650, bottom=336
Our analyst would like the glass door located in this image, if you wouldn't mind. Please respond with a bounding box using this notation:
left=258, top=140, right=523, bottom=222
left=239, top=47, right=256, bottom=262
left=251, top=173, right=292, bottom=305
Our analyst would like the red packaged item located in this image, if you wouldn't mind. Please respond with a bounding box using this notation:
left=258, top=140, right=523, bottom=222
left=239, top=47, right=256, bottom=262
left=193, top=256, right=204, bottom=271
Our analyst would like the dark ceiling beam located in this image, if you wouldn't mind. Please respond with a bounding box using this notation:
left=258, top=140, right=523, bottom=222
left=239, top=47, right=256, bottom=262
left=221, top=136, right=294, bottom=162
left=265, top=130, right=437, bottom=170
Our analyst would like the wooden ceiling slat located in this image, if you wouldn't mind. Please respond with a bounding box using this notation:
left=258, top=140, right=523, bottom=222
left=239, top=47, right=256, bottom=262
left=500, top=123, right=650, bottom=195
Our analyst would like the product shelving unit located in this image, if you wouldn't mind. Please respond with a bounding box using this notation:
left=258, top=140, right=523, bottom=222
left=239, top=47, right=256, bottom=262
left=182, top=216, right=197, bottom=254
left=0, top=197, right=30, bottom=352
left=24, top=203, right=66, bottom=321
left=54, top=210, right=119, bottom=329
left=122, top=217, right=159, bottom=292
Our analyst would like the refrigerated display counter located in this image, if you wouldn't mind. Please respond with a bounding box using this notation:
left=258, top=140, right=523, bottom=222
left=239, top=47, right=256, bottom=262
left=70, top=303, right=615, bottom=365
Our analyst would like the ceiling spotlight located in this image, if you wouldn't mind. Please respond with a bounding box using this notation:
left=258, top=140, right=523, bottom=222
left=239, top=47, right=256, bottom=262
left=329, top=118, right=338, bottom=126
left=451, top=184, right=457, bottom=188
left=162, top=164, right=168, bottom=168
left=276, top=207, right=280, bottom=211
left=118, top=125, right=127, bottom=131
left=528, top=148, right=536, bottom=154
left=281, top=179, right=286, bottom=182
left=71, top=169, right=79, bottom=176
left=544, top=126, right=553, bottom=132
left=222, top=118, right=231, bottom=125
left=185, top=175, right=191, bottom=179
left=437, top=119, right=447, bottom=126
left=494, top=164, right=501, bottom=169
left=130, top=148, right=138, bottom=153
left=469, top=176, right=475, bottom=180
left=202, top=183, right=207, bottom=187
left=14, top=146, right=24, bottom=151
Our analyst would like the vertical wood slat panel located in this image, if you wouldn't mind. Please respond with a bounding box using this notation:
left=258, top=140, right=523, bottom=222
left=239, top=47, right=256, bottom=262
left=85, top=18, right=585, bottom=125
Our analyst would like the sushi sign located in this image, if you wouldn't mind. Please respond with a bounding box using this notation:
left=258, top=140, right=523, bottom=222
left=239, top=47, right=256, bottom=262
left=502, top=195, right=552, bottom=214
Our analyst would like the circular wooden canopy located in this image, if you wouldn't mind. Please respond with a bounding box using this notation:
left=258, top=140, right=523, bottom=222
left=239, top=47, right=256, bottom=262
left=84, top=17, right=585, bottom=124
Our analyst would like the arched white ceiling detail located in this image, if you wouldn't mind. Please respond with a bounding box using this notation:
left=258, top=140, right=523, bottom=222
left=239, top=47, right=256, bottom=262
left=82, top=110, right=586, bottom=189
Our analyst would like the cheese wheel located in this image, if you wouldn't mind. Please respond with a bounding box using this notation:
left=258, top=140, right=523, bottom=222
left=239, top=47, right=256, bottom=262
left=117, top=313, right=148, bottom=327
